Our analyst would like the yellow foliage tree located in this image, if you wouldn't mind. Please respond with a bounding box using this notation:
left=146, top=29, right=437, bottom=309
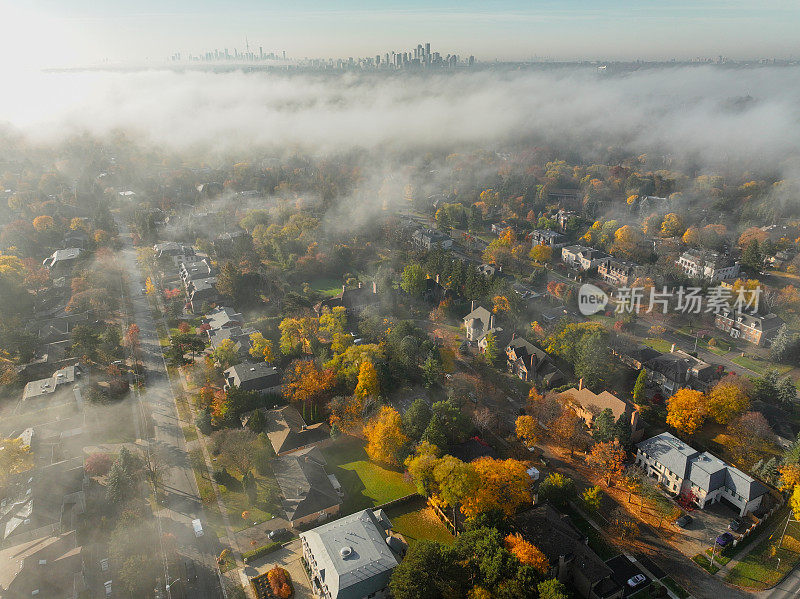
left=504, top=533, right=549, bottom=574
left=32, top=215, right=55, bottom=232
left=461, top=457, right=532, bottom=518
left=0, top=437, right=33, bottom=486
left=492, top=295, right=510, bottom=314
left=682, top=227, right=700, bottom=245
left=666, top=388, right=706, bottom=435
left=706, top=381, right=749, bottom=425
left=145, top=277, right=156, bottom=295
left=354, top=360, right=380, bottom=400
left=779, top=464, right=800, bottom=491
left=660, top=213, right=685, bottom=238
left=515, top=415, right=538, bottom=447
left=792, top=486, right=800, bottom=521
left=529, top=244, right=553, bottom=263
left=586, top=441, right=627, bottom=486
left=249, top=332, right=274, bottom=363
left=364, top=406, right=408, bottom=466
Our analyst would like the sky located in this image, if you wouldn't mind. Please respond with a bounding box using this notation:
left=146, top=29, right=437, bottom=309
left=2, top=0, right=799, bottom=68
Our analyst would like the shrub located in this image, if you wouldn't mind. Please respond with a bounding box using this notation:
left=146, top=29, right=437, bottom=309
left=242, top=542, right=281, bottom=564
left=267, top=566, right=293, bottom=598
left=195, top=408, right=213, bottom=435
left=85, top=453, right=113, bottom=476
left=212, top=467, right=239, bottom=490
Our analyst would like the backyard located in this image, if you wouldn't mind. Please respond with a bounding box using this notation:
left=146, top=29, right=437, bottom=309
left=322, top=435, right=416, bottom=514
left=383, top=496, right=455, bottom=546
left=725, top=514, right=800, bottom=590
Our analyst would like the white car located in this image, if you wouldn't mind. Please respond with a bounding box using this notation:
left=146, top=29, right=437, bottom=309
left=627, top=574, right=646, bottom=588
left=192, top=518, right=204, bottom=537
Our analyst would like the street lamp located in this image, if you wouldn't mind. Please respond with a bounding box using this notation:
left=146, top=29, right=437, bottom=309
left=165, top=578, right=181, bottom=598
left=709, top=536, right=718, bottom=569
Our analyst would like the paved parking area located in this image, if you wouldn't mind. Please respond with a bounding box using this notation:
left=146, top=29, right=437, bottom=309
left=606, top=555, right=651, bottom=598
left=242, top=539, right=313, bottom=599
left=670, top=500, right=743, bottom=558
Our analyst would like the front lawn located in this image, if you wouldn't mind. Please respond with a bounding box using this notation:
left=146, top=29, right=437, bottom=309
left=383, top=497, right=455, bottom=546
left=725, top=518, right=800, bottom=590
left=731, top=354, right=792, bottom=376
left=309, top=276, right=344, bottom=297
left=643, top=337, right=674, bottom=354
left=322, top=435, right=416, bottom=514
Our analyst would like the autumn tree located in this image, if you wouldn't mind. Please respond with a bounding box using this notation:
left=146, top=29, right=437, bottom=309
left=364, top=406, right=409, bottom=466
left=405, top=441, right=441, bottom=496
left=433, top=455, right=479, bottom=519
left=249, top=331, right=274, bottom=362
left=666, top=388, right=706, bottom=436
left=515, top=415, right=538, bottom=447
left=0, top=437, right=33, bottom=485
left=32, top=214, right=55, bottom=233
left=587, top=441, right=626, bottom=486
left=354, top=360, right=380, bottom=400
left=529, top=244, right=552, bottom=264
left=551, top=405, right=588, bottom=457
left=582, top=486, right=602, bottom=512
left=504, top=533, right=549, bottom=574
left=283, top=360, right=337, bottom=420
left=537, top=472, right=574, bottom=508
left=706, top=378, right=750, bottom=424
left=461, top=457, right=532, bottom=518
left=660, top=213, right=685, bottom=238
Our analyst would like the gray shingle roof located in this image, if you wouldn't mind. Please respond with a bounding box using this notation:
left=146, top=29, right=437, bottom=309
left=272, top=447, right=341, bottom=523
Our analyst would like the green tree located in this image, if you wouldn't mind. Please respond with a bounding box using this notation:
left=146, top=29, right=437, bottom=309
left=247, top=409, right=266, bottom=433
left=400, top=263, right=427, bottom=298
left=431, top=399, right=470, bottom=444
left=592, top=408, right=616, bottom=442
left=422, top=353, right=442, bottom=388
left=403, top=397, right=432, bottom=440
left=742, top=239, right=763, bottom=271
left=633, top=368, right=647, bottom=405
left=538, top=578, right=569, bottom=599
left=421, top=415, right=449, bottom=449
left=582, top=486, right=602, bottom=512
left=389, top=540, right=465, bottom=599
left=537, top=472, right=574, bottom=508
left=106, top=461, right=132, bottom=504
left=483, top=330, right=499, bottom=365
left=778, top=376, right=798, bottom=407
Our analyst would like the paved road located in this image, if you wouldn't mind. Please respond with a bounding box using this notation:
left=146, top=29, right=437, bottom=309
left=116, top=218, right=224, bottom=599
left=760, top=567, right=800, bottom=599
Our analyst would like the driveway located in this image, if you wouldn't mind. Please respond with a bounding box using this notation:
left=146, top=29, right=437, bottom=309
left=606, top=555, right=651, bottom=598
left=242, top=539, right=313, bottom=599
left=671, top=500, right=743, bottom=559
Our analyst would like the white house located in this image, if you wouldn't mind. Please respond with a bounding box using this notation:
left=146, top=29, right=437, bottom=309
left=635, top=432, right=767, bottom=517
left=676, top=250, right=740, bottom=282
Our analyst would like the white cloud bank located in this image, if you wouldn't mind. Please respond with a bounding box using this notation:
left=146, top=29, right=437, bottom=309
left=2, top=66, right=800, bottom=171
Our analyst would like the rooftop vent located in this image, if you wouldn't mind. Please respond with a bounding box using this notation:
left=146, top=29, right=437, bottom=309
left=340, top=546, right=353, bottom=559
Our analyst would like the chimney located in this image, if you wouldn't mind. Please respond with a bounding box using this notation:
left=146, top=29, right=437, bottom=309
left=489, top=314, right=494, bottom=330
left=372, top=280, right=377, bottom=294
left=342, top=284, right=346, bottom=293
left=471, top=300, right=475, bottom=312
left=435, top=273, right=440, bottom=284
left=358, top=281, right=363, bottom=289
left=670, top=343, right=676, bottom=353
left=511, top=332, right=515, bottom=340
left=578, top=378, right=584, bottom=391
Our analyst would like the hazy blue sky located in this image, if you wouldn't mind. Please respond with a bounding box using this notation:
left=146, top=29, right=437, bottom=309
left=3, top=1, right=799, bottom=67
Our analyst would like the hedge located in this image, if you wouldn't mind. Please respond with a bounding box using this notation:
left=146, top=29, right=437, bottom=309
left=242, top=542, right=281, bottom=564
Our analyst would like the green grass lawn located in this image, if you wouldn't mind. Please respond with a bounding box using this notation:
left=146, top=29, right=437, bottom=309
left=692, top=553, right=720, bottom=574
left=731, top=355, right=793, bottom=376
left=310, top=276, right=344, bottom=297
left=383, top=497, right=455, bottom=546
left=725, top=519, right=800, bottom=590
left=643, top=337, right=674, bottom=354
left=322, top=436, right=416, bottom=514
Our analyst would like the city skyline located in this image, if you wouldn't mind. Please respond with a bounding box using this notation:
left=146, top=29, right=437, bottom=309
left=3, top=0, right=800, bottom=70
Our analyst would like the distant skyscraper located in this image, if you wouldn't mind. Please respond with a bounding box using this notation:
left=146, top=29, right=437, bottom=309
left=425, top=42, right=430, bottom=57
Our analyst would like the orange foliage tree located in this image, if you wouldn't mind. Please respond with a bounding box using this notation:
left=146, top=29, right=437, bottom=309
left=461, top=457, right=531, bottom=518
left=586, top=441, right=626, bottom=486
left=666, top=388, right=706, bottom=435
left=504, top=533, right=549, bottom=574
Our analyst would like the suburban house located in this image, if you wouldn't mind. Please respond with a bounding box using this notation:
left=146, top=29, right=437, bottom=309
left=42, top=248, right=82, bottom=275
left=676, top=250, right=740, bottom=282
left=714, top=310, right=785, bottom=347
left=505, top=336, right=563, bottom=387
left=513, top=505, right=622, bottom=599
left=272, top=447, right=342, bottom=527
left=207, top=326, right=255, bottom=357
left=223, top=362, right=281, bottom=394
left=546, top=188, right=582, bottom=210
left=560, top=382, right=643, bottom=442
left=411, top=228, right=453, bottom=251
left=22, top=365, right=83, bottom=402
left=0, top=529, right=86, bottom=599
left=27, top=312, right=93, bottom=344
left=204, top=306, right=244, bottom=331
left=529, top=229, right=568, bottom=249
left=315, top=282, right=379, bottom=316
left=179, top=258, right=213, bottom=284
left=463, top=303, right=493, bottom=342
left=264, top=405, right=332, bottom=456
left=635, top=432, right=767, bottom=516
left=609, top=337, right=661, bottom=371
left=300, top=508, right=405, bottom=599
left=597, top=259, right=644, bottom=287
left=645, top=348, right=716, bottom=394
left=561, top=245, right=610, bottom=271
left=555, top=209, right=578, bottom=232
left=186, top=276, right=218, bottom=312
left=153, top=241, right=194, bottom=259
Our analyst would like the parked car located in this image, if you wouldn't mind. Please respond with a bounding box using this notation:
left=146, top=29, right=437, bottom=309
left=185, top=560, right=197, bottom=582
left=716, top=532, right=734, bottom=547
left=627, top=574, right=647, bottom=588
left=728, top=518, right=744, bottom=533
left=192, top=519, right=204, bottom=538
left=268, top=528, right=290, bottom=541
left=675, top=514, right=693, bottom=528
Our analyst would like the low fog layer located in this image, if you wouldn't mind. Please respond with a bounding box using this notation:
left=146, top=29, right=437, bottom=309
left=2, top=66, right=800, bottom=170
